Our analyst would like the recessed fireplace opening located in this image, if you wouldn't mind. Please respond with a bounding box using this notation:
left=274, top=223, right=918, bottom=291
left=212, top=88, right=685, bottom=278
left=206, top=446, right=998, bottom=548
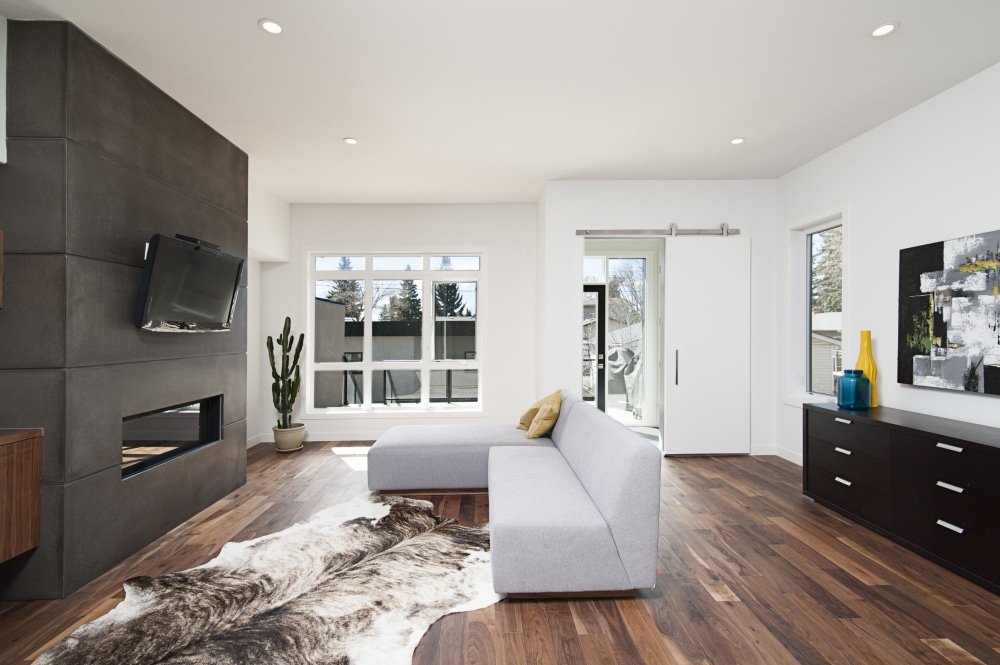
left=122, top=396, right=223, bottom=478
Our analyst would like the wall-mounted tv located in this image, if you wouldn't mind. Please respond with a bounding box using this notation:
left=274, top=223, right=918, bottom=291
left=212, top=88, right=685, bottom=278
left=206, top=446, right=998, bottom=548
left=135, top=234, right=244, bottom=332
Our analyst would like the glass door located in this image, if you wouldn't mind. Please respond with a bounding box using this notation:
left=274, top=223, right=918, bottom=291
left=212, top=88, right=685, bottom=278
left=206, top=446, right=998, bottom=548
left=582, top=285, right=605, bottom=410
left=605, top=258, right=646, bottom=423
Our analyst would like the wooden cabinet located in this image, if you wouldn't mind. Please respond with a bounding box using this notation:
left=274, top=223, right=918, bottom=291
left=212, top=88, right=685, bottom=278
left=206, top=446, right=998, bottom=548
left=804, top=404, right=1000, bottom=594
left=0, top=429, right=42, bottom=562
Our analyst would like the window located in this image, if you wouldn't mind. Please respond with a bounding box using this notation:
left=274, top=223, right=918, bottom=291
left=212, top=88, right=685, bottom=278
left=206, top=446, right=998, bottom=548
left=310, top=254, right=482, bottom=411
left=808, top=225, right=843, bottom=395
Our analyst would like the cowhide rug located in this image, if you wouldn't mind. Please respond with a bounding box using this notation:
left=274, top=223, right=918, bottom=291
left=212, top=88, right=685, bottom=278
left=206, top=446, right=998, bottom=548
left=35, top=494, right=499, bottom=665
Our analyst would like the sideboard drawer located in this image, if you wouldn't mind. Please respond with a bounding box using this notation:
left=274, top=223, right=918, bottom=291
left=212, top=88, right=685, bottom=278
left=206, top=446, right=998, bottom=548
left=893, top=505, right=997, bottom=581
left=807, top=437, right=888, bottom=489
left=808, top=465, right=890, bottom=528
left=807, top=410, right=889, bottom=460
left=893, top=465, right=999, bottom=529
left=891, top=429, right=1000, bottom=484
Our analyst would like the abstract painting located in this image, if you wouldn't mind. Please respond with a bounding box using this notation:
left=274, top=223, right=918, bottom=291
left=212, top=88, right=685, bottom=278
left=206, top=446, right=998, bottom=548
left=898, top=229, right=1000, bottom=395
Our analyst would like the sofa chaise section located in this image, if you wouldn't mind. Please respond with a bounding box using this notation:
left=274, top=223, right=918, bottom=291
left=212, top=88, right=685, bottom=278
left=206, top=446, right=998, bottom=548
left=367, top=424, right=552, bottom=491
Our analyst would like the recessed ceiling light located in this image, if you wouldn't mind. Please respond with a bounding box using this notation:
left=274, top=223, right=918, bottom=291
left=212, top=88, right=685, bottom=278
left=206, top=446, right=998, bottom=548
left=258, top=18, right=282, bottom=34
left=730, top=137, right=745, bottom=145
left=342, top=137, right=359, bottom=145
left=871, top=22, right=897, bottom=38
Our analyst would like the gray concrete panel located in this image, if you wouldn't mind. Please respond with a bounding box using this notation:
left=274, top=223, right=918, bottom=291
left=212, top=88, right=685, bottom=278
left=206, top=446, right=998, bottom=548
left=62, top=420, right=246, bottom=594
left=66, top=141, right=248, bottom=268
left=6, top=22, right=68, bottom=138
left=0, top=370, right=67, bottom=483
left=64, top=354, right=247, bottom=481
left=0, top=483, right=66, bottom=600
left=67, top=142, right=247, bottom=268
left=0, top=255, right=67, bottom=369
left=0, top=139, right=68, bottom=254
left=64, top=26, right=248, bottom=218
left=65, top=256, right=247, bottom=367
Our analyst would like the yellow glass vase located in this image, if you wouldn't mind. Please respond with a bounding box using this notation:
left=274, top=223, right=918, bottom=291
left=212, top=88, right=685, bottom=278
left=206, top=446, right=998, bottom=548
left=855, top=330, right=878, bottom=407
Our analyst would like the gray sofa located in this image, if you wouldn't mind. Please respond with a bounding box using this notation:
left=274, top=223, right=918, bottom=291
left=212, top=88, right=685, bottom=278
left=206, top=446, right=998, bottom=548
left=367, top=391, right=661, bottom=594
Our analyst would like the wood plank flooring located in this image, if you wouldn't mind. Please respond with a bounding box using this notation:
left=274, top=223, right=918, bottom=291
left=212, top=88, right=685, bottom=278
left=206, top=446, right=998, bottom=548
left=2, top=442, right=999, bottom=664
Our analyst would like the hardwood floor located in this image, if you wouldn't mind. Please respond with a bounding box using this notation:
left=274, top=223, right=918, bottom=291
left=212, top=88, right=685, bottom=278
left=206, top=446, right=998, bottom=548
left=2, top=441, right=999, bottom=664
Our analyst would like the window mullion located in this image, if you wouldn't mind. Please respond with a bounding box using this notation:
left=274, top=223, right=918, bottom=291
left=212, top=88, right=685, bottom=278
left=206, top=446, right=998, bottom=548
left=363, top=275, right=373, bottom=407
left=421, top=277, right=433, bottom=405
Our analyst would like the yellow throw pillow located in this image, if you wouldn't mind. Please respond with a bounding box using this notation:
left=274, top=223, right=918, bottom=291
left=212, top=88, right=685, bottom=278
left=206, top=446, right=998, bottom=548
left=517, top=396, right=546, bottom=430
left=526, top=391, right=562, bottom=439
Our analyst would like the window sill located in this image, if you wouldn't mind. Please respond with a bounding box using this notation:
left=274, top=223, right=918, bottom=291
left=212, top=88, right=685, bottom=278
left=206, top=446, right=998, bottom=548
left=303, top=406, right=486, bottom=420
left=784, top=392, right=836, bottom=409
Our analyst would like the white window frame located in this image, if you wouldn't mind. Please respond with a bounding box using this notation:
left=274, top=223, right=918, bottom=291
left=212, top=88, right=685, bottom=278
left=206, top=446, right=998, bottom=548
left=305, top=250, right=485, bottom=417
left=787, top=211, right=849, bottom=405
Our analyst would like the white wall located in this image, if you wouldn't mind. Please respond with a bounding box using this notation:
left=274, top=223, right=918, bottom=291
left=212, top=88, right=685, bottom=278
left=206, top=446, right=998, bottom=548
left=245, top=258, right=265, bottom=445
left=1, top=17, right=7, bottom=164
left=246, top=179, right=291, bottom=446
left=775, top=62, right=1000, bottom=462
left=248, top=179, right=291, bottom=262
left=539, top=180, right=779, bottom=455
left=257, top=203, right=539, bottom=442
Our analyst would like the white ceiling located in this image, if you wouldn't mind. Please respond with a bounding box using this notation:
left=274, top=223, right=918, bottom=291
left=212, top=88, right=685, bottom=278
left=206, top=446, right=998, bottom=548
left=2, top=0, right=1000, bottom=203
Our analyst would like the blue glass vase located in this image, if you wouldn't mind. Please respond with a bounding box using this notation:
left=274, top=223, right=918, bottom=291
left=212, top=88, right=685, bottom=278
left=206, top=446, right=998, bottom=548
left=837, top=369, right=870, bottom=409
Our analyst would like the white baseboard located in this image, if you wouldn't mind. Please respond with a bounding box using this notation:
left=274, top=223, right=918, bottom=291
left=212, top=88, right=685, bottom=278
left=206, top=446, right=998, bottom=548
left=248, top=430, right=379, bottom=445
left=775, top=447, right=803, bottom=466
left=750, top=444, right=776, bottom=456
left=302, top=430, right=379, bottom=442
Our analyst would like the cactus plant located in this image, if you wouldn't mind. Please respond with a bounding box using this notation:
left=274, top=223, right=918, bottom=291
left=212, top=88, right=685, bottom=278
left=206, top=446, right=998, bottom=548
left=267, top=316, right=304, bottom=429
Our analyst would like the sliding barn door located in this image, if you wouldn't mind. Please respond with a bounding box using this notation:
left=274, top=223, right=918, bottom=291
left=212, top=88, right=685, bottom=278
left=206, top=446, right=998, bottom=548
left=663, top=237, right=751, bottom=455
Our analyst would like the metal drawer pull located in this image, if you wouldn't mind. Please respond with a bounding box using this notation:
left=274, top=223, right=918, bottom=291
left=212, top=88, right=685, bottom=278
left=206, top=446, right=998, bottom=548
left=834, top=418, right=852, bottom=425
left=936, top=481, right=964, bottom=494
left=936, top=519, right=964, bottom=534
left=834, top=447, right=852, bottom=456
left=935, top=442, right=964, bottom=453
left=834, top=477, right=853, bottom=487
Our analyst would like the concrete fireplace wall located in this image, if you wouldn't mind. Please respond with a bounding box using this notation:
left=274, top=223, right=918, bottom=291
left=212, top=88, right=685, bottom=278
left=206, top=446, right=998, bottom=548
left=0, top=21, right=248, bottom=598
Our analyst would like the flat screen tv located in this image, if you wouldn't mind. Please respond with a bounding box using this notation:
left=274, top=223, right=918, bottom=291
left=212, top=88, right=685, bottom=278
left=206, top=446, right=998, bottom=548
left=135, top=234, right=244, bottom=332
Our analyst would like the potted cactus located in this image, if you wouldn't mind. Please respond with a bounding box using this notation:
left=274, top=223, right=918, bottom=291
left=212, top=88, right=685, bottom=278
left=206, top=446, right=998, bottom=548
left=267, top=316, right=306, bottom=452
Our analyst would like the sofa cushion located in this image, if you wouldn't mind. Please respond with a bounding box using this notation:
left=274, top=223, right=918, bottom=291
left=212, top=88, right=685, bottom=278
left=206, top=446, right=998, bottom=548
left=517, top=396, right=545, bottom=430
left=525, top=391, right=561, bottom=439
left=367, top=424, right=552, bottom=491
left=555, top=404, right=661, bottom=588
left=488, top=446, right=632, bottom=593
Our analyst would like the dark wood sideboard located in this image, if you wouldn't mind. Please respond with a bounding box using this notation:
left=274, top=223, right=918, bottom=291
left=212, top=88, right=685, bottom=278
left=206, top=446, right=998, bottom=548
left=0, top=429, right=43, bottom=563
left=803, top=403, right=999, bottom=594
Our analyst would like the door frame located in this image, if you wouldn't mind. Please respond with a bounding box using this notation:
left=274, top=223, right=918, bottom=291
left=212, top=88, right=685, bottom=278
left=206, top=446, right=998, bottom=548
left=583, top=240, right=662, bottom=429
left=583, top=284, right=606, bottom=411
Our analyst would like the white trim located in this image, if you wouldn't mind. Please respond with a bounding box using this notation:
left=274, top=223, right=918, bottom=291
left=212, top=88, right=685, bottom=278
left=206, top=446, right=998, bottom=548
left=246, top=433, right=268, bottom=448
left=582, top=240, right=662, bottom=430
left=784, top=392, right=837, bottom=408
left=775, top=446, right=804, bottom=466
left=787, top=208, right=849, bottom=402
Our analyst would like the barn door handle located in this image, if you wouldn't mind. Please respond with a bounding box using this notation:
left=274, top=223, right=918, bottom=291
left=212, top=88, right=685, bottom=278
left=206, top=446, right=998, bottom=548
left=674, top=349, right=679, bottom=385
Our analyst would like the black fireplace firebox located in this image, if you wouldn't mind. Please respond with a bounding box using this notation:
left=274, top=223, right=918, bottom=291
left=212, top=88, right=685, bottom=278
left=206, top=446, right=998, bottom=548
left=121, top=396, right=223, bottom=477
